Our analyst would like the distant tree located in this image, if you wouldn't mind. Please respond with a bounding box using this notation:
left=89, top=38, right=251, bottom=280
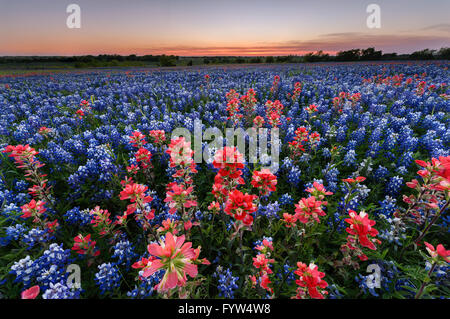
left=303, top=51, right=330, bottom=62
left=336, top=49, right=361, bottom=61
left=159, top=54, right=176, bottom=66
left=410, top=49, right=436, bottom=60
left=360, top=47, right=382, bottom=60
left=437, top=47, right=450, bottom=60
left=250, top=57, right=262, bottom=63
left=382, top=52, right=398, bottom=60
left=265, top=56, right=275, bottom=63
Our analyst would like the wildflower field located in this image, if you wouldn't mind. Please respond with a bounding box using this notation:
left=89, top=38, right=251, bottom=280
left=0, top=62, right=449, bottom=300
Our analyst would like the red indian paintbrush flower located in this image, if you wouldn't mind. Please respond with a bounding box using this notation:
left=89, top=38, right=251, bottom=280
left=293, top=262, right=328, bottom=299
left=21, top=199, right=46, bottom=221
left=344, top=210, right=379, bottom=250
left=142, top=232, right=206, bottom=292
left=72, top=234, right=100, bottom=257
left=224, top=189, right=258, bottom=226
left=213, top=146, right=244, bottom=179
left=164, top=182, right=197, bottom=215
left=305, top=182, right=333, bottom=204
left=251, top=168, right=277, bottom=196
left=21, top=285, right=40, bottom=299
left=424, top=242, right=450, bottom=263
left=129, top=131, right=147, bottom=148
left=294, top=196, right=326, bottom=224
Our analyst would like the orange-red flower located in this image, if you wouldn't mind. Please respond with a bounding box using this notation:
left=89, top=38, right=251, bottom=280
left=142, top=232, right=200, bottom=292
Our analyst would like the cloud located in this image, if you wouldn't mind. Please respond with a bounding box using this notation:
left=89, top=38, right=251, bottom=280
left=419, top=23, right=450, bottom=32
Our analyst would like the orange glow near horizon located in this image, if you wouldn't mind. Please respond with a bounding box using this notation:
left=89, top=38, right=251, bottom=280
left=0, top=0, right=449, bottom=57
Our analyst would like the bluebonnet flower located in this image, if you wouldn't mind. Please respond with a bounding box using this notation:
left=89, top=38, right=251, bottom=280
left=279, top=193, right=293, bottom=206
left=215, top=267, right=239, bottom=299
left=127, top=269, right=164, bottom=299
left=111, top=240, right=137, bottom=269
left=10, top=256, right=35, bottom=287
left=374, top=165, right=389, bottom=179
left=378, top=196, right=397, bottom=218
left=287, top=166, right=301, bottom=187
left=64, top=207, right=93, bottom=226
left=257, top=202, right=280, bottom=219
left=22, top=228, right=51, bottom=249
left=355, top=260, right=400, bottom=297
left=42, top=282, right=81, bottom=299
left=343, top=149, right=357, bottom=167
left=94, top=263, right=121, bottom=295
left=328, top=284, right=344, bottom=299
left=323, top=166, right=339, bottom=193
left=386, top=176, right=403, bottom=196
left=0, top=223, right=27, bottom=246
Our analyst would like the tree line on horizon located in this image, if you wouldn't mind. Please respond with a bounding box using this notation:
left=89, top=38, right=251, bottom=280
left=0, top=47, right=448, bottom=68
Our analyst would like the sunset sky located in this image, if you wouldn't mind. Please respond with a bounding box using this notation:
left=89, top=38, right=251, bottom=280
left=1, top=0, right=449, bottom=56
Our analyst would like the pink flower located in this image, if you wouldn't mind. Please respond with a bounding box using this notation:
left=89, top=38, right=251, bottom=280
left=294, top=196, right=326, bottom=224
left=142, top=232, right=200, bottom=292
left=135, top=148, right=152, bottom=168
left=21, top=285, right=40, bottom=299
left=305, top=182, right=333, bottom=204
left=164, top=182, right=197, bottom=215
left=424, top=242, right=450, bottom=263
left=21, top=199, right=46, bottom=221
left=129, top=131, right=147, bottom=148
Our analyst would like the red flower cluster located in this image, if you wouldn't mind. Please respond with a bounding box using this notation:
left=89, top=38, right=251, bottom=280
left=129, top=131, right=147, bottom=148
left=90, top=206, right=113, bottom=236
left=253, top=115, right=265, bottom=128
left=3, top=144, right=57, bottom=231
left=269, top=75, right=280, bottom=94
left=293, top=262, right=328, bottom=299
left=424, top=242, right=450, bottom=263
left=212, top=147, right=245, bottom=201
left=135, top=148, right=152, bottom=169
left=305, top=181, right=333, bottom=203
left=294, top=196, right=326, bottom=224
left=251, top=169, right=277, bottom=196
left=164, top=182, right=197, bottom=215
left=21, top=199, right=46, bottom=222
left=213, top=146, right=245, bottom=179
left=342, top=176, right=366, bottom=184
left=341, top=210, right=380, bottom=261
left=148, top=130, right=166, bottom=146
left=240, top=88, right=257, bottom=114
left=72, top=234, right=100, bottom=257
left=226, top=98, right=242, bottom=126
left=224, top=189, right=258, bottom=226
left=250, top=238, right=275, bottom=295
left=165, top=137, right=197, bottom=184
left=119, top=181, right=154, bottom=228
left=128, top=131, right=152, bottom=169
left=402, top=156, right=449, bottom=226
left=305, top=104, right=318, bottom=114
left=38, top=126, right=52, bottom=136
left=283, top=183, right=332, bottom=227
left=288, top=127, right=321, bottom=158
left=288, top=82, right=302, bottom=102
left=225, top=89, right=239, bottom=101
left=265, top=100, right=284, bottom=127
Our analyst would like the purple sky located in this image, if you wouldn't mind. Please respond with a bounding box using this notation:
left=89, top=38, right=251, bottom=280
left=1, top=0, right=449, bottom=56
